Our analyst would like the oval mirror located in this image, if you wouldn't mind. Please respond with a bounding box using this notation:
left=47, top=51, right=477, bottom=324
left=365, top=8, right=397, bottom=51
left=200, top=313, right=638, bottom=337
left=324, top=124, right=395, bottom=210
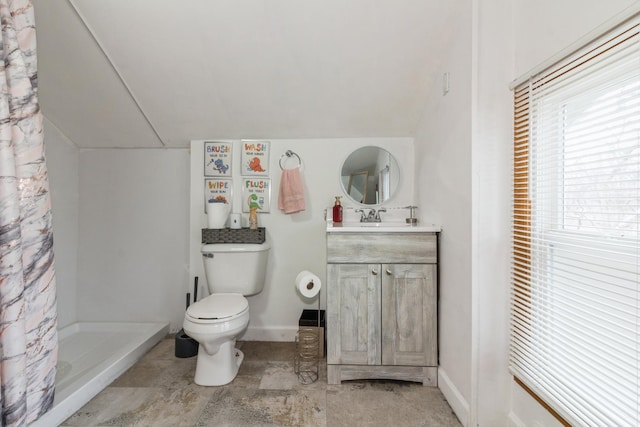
left=340, top=146, right=399, bottom=205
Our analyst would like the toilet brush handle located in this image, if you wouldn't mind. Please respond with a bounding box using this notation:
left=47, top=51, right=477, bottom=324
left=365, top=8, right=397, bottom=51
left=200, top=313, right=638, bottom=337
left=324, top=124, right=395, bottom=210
left=186, top=293, right=191, bottom=310
left=194, top=277, right=199, bottom=303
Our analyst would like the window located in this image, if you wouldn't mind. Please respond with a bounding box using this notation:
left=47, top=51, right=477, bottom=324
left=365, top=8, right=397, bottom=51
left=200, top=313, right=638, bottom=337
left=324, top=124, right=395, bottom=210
left=511, top=17, right=640, bottom=426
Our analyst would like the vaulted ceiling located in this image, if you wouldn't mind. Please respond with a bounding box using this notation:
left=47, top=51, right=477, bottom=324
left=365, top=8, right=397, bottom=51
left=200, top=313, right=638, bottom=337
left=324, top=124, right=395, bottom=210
left=33, top=1, right=461, bottom=148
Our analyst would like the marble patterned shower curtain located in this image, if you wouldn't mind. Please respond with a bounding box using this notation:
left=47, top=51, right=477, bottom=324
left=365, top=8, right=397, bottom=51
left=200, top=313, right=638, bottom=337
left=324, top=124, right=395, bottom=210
left=0, top=1, right=58, bottom=426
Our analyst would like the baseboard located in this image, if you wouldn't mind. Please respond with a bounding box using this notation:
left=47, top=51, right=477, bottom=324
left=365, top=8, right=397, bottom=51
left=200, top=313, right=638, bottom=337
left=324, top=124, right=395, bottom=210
left=507, top=411, right=527, bottom=427
left=240, top=326, right=298, bottom=342
left=438, top=368, right=470, bottom=427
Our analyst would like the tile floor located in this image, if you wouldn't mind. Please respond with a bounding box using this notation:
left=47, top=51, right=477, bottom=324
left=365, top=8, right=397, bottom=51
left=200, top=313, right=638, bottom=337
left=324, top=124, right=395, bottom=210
left=62, top=339, right=462, bottom=427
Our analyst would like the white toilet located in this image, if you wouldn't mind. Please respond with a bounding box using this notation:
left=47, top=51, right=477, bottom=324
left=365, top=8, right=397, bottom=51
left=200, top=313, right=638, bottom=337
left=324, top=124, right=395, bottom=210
left=183, top=240, right=270, bottom=386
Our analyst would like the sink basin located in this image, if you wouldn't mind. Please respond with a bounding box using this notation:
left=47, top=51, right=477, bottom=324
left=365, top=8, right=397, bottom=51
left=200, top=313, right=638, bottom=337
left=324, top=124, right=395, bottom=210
left=326, top=222, right=441, bottom=233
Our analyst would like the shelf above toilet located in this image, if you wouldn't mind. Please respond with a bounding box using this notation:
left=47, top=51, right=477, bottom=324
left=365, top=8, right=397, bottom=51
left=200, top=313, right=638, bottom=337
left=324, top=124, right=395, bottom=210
left=201, top=227, right=265, bottom=244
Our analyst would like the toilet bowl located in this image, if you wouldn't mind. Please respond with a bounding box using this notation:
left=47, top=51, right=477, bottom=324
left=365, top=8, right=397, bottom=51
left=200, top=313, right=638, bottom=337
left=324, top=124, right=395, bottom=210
left=183, top=293, right=250, bottom=386
left=183, top=240, right=270, bottom=386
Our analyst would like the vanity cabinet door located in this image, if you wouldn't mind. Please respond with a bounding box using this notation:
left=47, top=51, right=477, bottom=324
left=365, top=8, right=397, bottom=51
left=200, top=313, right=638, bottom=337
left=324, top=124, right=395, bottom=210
left=327, top=263, right=381, bottom=365
left=381, top=264, right=437, bottom=367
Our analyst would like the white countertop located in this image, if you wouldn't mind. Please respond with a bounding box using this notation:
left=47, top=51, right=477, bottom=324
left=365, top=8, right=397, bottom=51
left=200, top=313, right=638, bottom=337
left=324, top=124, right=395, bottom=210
left=326, top=222, right=441, bottom=233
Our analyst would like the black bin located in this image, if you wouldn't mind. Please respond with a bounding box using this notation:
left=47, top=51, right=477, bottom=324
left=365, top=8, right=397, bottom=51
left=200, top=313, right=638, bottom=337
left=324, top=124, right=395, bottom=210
left=175, top=328, right=199, bottom=358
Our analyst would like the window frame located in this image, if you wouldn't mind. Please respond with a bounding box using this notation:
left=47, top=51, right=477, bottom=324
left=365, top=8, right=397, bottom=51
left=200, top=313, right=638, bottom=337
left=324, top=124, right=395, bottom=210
left=510, top=17, right=640, bottom=426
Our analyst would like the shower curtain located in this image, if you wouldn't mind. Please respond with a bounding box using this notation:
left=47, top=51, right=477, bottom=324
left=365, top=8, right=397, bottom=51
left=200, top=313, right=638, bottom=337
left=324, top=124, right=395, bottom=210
left=0, top=1, right=58, bottom=426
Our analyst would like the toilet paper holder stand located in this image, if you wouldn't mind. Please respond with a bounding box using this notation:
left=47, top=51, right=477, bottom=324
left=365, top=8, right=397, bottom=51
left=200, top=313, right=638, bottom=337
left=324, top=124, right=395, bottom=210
left=294, top=278, right=322, bottom=385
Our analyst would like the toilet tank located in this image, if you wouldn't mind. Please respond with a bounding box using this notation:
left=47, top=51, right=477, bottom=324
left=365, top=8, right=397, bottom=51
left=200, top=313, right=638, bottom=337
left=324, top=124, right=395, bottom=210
left=201, top=240, right=271, bottom=296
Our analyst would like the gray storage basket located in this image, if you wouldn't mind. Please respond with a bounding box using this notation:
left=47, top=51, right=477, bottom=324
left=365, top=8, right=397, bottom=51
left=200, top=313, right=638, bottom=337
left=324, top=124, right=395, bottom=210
left=202, top=227, right=265, bottom=244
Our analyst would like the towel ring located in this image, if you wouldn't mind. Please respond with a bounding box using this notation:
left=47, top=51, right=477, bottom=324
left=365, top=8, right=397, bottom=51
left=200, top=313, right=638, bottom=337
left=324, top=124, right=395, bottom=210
left=279, top=150, right=302, bottom=170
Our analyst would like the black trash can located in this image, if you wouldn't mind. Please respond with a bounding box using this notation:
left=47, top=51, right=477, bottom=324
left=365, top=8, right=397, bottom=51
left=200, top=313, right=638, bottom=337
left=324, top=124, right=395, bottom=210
left=175, top=328, right=199, bottom=358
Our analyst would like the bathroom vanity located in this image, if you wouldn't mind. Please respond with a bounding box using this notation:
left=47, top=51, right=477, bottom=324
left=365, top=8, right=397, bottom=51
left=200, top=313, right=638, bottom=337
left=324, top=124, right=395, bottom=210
left=326, top=225, right=440, bottom=386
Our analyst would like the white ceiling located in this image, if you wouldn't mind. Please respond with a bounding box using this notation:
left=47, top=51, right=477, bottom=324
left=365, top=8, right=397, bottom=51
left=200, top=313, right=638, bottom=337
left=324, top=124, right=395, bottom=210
left=33, top=1, right=461, bottom=148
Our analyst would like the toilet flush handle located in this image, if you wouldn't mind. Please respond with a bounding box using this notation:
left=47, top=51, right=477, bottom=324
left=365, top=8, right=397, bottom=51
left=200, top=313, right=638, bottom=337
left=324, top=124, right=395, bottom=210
left=203, top=253, right=214, bottom=258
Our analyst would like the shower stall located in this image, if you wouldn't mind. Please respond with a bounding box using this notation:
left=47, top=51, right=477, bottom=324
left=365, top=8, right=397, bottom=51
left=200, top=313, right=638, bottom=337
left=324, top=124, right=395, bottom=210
left=31, top=322, right=168, bottom=427
left=38, top=123, right=183, bottom=426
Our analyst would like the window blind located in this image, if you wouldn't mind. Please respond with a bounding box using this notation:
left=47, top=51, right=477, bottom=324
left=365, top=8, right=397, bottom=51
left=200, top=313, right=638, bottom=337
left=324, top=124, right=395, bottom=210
left=511, top=16, right=640, bottom=427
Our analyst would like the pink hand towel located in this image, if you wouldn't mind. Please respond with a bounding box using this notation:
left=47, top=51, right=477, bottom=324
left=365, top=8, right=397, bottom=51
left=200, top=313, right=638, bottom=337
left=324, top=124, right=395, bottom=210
left=278, top=167, right=306, bottom=214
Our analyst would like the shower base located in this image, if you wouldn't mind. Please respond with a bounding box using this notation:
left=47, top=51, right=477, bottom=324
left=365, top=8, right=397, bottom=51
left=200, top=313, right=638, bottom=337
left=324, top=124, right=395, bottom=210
left=30, top=321, right=168, bottom=427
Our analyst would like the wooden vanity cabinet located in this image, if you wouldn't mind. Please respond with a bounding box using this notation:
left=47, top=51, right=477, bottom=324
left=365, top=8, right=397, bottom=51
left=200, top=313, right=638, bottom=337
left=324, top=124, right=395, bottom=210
left=326, top=232, right=438, bottom=386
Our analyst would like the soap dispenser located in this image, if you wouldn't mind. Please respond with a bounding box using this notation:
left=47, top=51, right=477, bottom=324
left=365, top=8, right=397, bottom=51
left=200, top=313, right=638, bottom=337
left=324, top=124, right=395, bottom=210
left=332, top=196, right=343, bottom=223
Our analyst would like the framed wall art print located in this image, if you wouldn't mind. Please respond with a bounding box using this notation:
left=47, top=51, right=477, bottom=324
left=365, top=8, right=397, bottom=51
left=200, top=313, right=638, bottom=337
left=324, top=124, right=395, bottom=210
left=241, top=178, right=271, bottom=212
left=204, top=178, right=233, bottom=211
left=241, top=140, right=270, bottom=176
left=204, top=141, right=232, bottom=176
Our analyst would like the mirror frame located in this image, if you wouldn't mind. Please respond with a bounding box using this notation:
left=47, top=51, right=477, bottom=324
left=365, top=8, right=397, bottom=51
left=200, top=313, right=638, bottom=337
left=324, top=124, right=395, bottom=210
left=339, top=146, right=399, bottom=206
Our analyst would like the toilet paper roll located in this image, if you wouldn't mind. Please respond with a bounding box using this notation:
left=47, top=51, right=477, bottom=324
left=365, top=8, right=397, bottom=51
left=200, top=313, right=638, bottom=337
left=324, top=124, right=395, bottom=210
left=295, top=270, right=322, bottom=298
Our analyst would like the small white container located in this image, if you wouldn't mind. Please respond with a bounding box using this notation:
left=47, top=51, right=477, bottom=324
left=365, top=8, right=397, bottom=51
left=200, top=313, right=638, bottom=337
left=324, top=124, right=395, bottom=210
left=229, top=213, right=242, bottom=229
left=207, top=202, right=230, bottom=228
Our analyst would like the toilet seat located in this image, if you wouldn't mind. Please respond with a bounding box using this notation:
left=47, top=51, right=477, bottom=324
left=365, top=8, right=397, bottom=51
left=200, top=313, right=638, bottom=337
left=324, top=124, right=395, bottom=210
left=186, top=293, right=248, bottom=324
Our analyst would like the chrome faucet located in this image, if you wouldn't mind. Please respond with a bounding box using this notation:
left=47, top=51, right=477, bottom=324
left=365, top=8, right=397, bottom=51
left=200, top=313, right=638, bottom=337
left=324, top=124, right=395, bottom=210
left=374, top=208, right=386, bottom=222
left=355, top=208, right=369, bottom=222
left=366, top=209, right=377, bottom=222
left=356, top=208, right=385, bottom=222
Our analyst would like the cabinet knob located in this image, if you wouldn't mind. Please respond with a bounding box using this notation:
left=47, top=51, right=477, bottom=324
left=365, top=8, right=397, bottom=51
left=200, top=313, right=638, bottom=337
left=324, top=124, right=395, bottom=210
left=386, top=269, right=392, bottom=275
left=371, top=269, right=378, bottom=276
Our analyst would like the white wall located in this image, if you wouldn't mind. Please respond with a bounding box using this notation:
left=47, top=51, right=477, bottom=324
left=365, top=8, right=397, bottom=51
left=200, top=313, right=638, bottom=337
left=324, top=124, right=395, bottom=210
left=76, top=149, right=190, bottom=330
left=46, top=132, right=415, bottom=337
left=44, top=117, right=79, bottom=329
left=189, top=138, right=415, bottom=339
left=472, top=0, right=513, bottom=425
left=413, top=1, right=473, bottom=424
left=50, top=137, right=414, bottom=336
left=513, top=0, right=639, bottom=77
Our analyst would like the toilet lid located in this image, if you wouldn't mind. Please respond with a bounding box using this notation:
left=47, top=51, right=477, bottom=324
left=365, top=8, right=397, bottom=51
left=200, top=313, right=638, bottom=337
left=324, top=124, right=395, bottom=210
left=186, top=293, right=248, bottom=320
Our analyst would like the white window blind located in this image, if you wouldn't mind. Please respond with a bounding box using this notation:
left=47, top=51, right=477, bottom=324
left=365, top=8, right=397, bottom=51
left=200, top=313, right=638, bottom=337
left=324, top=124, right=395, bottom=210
left=511, top=16, right=640, bottom=427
